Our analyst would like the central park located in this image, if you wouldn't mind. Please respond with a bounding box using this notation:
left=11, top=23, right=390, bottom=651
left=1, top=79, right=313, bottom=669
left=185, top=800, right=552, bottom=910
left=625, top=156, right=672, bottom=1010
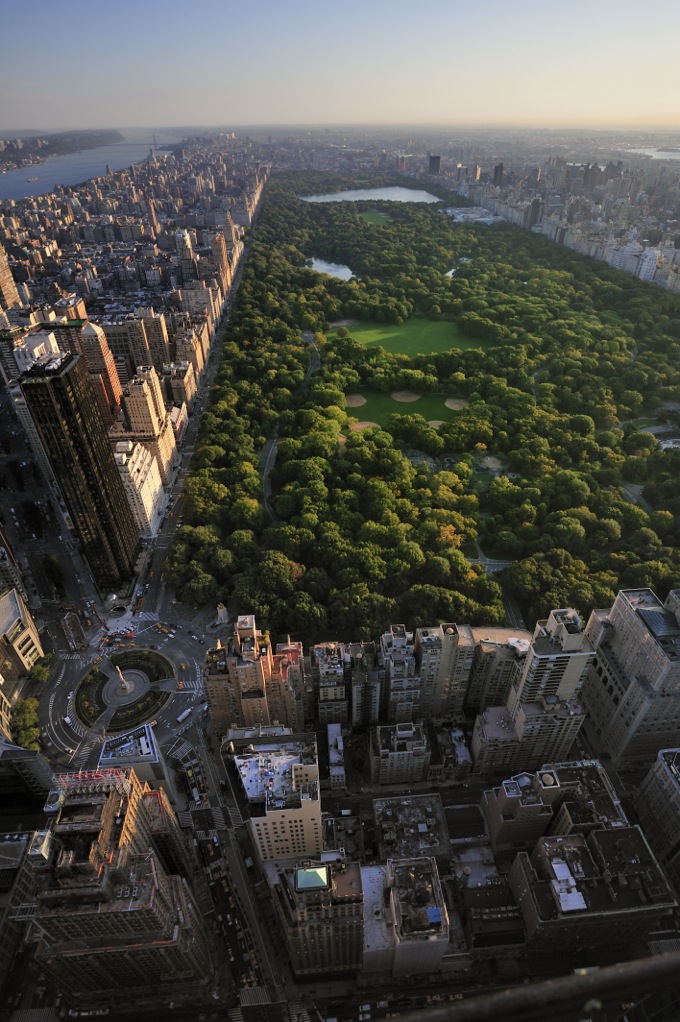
left=163, top=171, right=680, bottom=641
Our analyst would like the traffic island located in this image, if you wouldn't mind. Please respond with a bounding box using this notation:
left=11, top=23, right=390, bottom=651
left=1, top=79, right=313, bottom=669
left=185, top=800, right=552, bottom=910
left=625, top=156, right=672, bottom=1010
left=73, top=648, right=174, bottom=732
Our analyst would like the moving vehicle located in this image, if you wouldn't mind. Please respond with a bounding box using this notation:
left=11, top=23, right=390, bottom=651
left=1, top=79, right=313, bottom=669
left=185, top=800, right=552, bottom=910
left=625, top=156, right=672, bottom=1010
left=176, top=708, right=192, bottom=724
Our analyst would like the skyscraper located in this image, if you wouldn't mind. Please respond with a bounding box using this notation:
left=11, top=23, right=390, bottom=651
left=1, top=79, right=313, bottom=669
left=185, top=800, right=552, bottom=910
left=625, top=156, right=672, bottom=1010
left=27, top=769, right=213, bottom=1008
left=118, top=365, right=177, bottom=484
left=428, top=154, right=441, bottom=176
left=205, top=615, right=306, bottom=732
left=71, top=321, right=123, bottom=427
left=20, top=352, right=140, bottom=589
left=472, top=609, right=594, bottom=776
left=583, top=588, right=680, bottom=767
left=415, top=622, right=474, bottom=718
left=0, top=242, right=20, bottom=310
left=271, top=859, right=364, bottom=976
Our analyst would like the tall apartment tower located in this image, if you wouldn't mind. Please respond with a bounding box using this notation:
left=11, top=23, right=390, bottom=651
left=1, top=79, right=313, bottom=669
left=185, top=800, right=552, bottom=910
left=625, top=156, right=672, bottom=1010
left=0, top=735, right=54, bottom=797
left=206, top=616, right=307, bottom=733
left=268, top=639, right=306, bottom=731
left=72, top=321, right=123, bottom=427
left=28, top=769, right=213, bottom=1008
left=310, top=641, right=349, bottom=724
left=472, top=609, right=594, bottom=777
left=137, top=307, right=172, bottom=370
left=122, top=366, right=165, bottom=432
left=20, top=353, right=140, bottom=589
left=582, top=589, right=680, bottom=768
left=0, top=242, right=20, bottom=310
left=635, top=749, right=680, bottom=893
left=465, top=635, right=530, bottom=714
left=349, top=640, right=384, bottom=728
left=223, top=614, right=273, bottom=727
left=114, top=440, right=164, bottom=537
left=102, top=317, right=153, bottom=377
left=145, top=197, right=160, bottom=237
left=118, top=366, right=177, bottom=484
left=271, top=860, right=364, bottom=977
left=210, top=231, right=232, bottom=291
left=415, top=623, right=474, bottom=718
left=175, top=229, right=197, bottom=283
left=381, top=625, right=420, bottom=723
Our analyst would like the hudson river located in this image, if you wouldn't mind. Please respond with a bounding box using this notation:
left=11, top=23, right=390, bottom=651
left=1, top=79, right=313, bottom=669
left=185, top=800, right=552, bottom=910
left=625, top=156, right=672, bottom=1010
left=0, top=129, right=182, bottom=202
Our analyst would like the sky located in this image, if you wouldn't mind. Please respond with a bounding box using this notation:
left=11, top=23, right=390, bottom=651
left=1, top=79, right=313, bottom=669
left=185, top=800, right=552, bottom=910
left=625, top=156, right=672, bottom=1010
left=2, top=0, right=679, bottom=132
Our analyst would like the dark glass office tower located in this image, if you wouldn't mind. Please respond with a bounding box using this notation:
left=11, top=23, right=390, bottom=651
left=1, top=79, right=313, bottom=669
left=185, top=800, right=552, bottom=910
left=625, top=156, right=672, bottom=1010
left=19, top=352, right=139, bottom=589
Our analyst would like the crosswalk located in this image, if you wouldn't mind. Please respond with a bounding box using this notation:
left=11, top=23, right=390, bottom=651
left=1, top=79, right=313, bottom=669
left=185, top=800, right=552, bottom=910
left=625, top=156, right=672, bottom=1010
left=168, top=738, right=194, bottom=760
left=288, top=1003, right=312, bottom=1022
left=73, top=738, right=101, bottom=768
left=227, top=804, right=243, bottom=827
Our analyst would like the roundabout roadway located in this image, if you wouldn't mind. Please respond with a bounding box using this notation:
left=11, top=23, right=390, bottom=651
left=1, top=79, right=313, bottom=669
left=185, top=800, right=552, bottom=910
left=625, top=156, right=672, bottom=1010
left=39, top=621, right=217, bottom=772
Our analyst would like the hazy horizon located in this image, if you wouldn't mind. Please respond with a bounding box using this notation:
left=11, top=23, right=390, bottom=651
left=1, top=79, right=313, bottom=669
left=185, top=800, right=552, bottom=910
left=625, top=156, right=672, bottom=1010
left=3, top=0, right=679, bottom=133
left=3, top=123, right=680, bottom=136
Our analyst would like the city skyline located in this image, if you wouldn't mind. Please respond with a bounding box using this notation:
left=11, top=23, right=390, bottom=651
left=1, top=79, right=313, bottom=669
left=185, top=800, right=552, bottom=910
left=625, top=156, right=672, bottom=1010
left=2, top=0, right=680, bottom=132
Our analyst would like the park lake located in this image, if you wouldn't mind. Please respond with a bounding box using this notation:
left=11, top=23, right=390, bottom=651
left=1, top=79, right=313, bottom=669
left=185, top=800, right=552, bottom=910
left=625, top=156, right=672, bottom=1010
left=309, top=257, right=355, bottom=280
left=301, top=186, right=441, bottom=204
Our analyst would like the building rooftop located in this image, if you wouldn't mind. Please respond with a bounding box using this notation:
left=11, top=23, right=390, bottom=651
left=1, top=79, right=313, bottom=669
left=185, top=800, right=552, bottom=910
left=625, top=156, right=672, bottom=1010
left=548, top=759, right=628, bottom=828
left=296, top=864, right=328, bottom=891
left=0, top=587, right=24, bottom=635
left=528, top=827, right=676, bottom=921
left=469, top=625, right=532, bottom=650
left=98, top=724, right=158, bottom=767
left=233, top=735, right=318, bottom=812
left=658, top=749, right=680, bottom=790
left=461, top=876, right=524, bottom=947
left=283, top=858, right=362, bottom=904
left=20, top=350, right=73, bottom=378
left=374, top=794, right=449, bottom=861
left=361, top=863, right=392, bottom=952
left=37, top=853, right=159, bottom=919
left=0, top=831, right=30, bottom=874
left=389, top=858, right=448, bottom=941
left=375, top=721, right=427, bottom=755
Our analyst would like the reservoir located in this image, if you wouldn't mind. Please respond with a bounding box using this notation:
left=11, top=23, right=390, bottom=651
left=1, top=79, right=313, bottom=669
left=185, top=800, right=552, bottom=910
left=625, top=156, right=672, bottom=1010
left=627, top=148, right=680, bottom=161
left=301, top=186, right=441, bottom=204
left=309, top=258, right=354, bottom=280
left=0, top=129, right=181, bottom=202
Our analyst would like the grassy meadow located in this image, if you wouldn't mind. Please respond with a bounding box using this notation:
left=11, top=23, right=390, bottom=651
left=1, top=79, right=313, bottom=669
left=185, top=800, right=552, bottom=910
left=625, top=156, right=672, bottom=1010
left=359, top=209, right=391, bottom=225
left=345, top=389, right=465, bottom=428
left=335, top=318, right=481, bottom=357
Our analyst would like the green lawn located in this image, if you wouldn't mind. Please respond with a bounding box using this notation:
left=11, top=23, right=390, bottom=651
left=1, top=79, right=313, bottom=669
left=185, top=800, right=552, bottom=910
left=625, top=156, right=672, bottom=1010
left=335, top=318, right=481, bottom=356
left=359, top=209, right=391, bottom=225
left=472, top=469, right=495, bottom=489
left=345, top=389, right=463, bottom=428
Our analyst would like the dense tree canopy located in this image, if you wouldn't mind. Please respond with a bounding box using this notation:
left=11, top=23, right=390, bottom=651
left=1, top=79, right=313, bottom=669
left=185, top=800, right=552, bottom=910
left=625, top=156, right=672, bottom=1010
left=165, top=171, right=680, bottom=637
left=11, top=697, right=40, bottom=751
